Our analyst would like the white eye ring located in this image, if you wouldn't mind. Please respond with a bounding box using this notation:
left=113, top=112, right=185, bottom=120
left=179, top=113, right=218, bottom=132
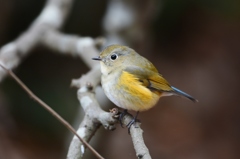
left=110, top=53, right=118, bottom=61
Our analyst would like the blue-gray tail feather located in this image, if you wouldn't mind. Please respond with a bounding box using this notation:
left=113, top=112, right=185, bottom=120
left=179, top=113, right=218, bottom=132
left=171, top=86, right=198, bottom=103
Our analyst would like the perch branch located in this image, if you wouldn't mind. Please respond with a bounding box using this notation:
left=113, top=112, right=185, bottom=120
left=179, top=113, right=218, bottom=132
left=119, top=110, right=152, bottom=159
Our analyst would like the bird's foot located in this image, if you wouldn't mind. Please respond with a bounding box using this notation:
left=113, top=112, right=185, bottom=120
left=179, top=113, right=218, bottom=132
left=126, top=111, right=140, bottom=134
left=119, top=109, right=128, bottom=128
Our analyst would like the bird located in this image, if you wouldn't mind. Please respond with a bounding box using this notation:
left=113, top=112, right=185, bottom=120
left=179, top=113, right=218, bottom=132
left=92, top=44, right=198, bottom=129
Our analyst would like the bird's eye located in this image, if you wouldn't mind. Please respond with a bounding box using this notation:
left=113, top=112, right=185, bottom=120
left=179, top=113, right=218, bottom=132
left=110, top=54, right=118, bottom=61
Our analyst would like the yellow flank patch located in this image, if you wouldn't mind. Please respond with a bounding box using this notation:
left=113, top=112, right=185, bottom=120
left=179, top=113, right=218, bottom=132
left=118, top=71, right=153, bottom=103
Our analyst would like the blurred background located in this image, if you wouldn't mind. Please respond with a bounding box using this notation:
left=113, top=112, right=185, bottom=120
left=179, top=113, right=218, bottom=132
left=0, top=0, right=240, bottom=158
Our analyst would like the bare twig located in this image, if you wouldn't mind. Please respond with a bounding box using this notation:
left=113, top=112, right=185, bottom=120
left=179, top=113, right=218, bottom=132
left=77, top=84, right=117, bottom=131
left=71, top=66, right=101, bottom=88
left=41, top=30, right=105, bottom=69
left=68, top=68, right=118, bottom=158
left=0, top=0, right=73, bottom=81
left=0, top=64, right=104, bottom=159
left=120, top=111, right=152, bottom=159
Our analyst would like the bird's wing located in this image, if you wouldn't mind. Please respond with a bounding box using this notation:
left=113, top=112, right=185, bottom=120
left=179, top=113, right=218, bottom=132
left=124, top=66, right=173, bottom=92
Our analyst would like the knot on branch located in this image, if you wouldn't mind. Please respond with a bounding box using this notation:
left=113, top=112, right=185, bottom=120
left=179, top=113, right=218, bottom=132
left=98, top=110, right=118, bottom=131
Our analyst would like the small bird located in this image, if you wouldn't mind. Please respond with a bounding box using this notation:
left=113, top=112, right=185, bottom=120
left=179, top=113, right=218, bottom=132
left=92, top=44, right=197, bottom=127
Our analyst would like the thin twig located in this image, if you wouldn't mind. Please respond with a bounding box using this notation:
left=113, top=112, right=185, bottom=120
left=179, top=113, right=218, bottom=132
left=0, top=64, right=104, bottom=159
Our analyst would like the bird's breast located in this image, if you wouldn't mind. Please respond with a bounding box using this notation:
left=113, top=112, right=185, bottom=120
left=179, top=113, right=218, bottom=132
left=102, top=71, right=161, bottom=111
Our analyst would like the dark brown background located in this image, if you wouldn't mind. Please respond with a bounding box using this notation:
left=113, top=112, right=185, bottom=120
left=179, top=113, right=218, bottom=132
left=0, top=0, right=239, bottom=158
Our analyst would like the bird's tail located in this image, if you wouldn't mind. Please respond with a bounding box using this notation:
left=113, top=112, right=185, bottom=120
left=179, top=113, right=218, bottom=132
left=171, top=86, right=198, bottom=103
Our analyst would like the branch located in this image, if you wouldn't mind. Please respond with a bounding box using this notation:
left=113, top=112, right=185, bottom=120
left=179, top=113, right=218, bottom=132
left=68, top=68, right=118, bottom=158
left=0, top=0, right=73, bottom=81
left=120, top=111, right=152, bottom=159
left=41, top=30, right=105, bottom=69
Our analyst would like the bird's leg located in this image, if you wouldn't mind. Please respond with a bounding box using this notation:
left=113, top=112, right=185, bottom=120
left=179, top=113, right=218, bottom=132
left=127, top=111, right=140, bottom=134
left=119, top=109, right=128, bottom=128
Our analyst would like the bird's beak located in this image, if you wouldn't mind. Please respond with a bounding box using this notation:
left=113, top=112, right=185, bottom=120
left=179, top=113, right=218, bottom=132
left=92, top=56, right=102, bottom=61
